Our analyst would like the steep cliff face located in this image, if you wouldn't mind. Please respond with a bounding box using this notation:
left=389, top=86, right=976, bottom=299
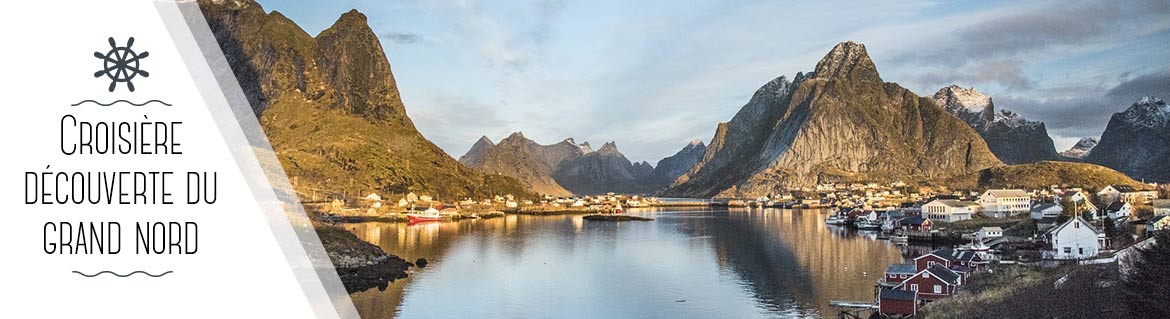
left=199, top=0, right=531, bottom=199
left=1086, top=96, right=1170, bottom=182
left=668, top=41, right=1001, bottom=197
left=647, top=141, right=706, bottom=188
left=931, top=85, right=1060, bottom=164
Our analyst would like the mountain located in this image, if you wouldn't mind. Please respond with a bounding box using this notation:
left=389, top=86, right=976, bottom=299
left=666, top=41, right=1002, bottom=197
left=552, top=141, right=653, bottom=195
left=1059, top=137, right=1099, bottom=160
left=459, top=133, right=653, bottom=195
left=646, top=140, right=707, bottom=188
left=1086, top=96, right=1170, bottom=182
left=457, top=133, right=585, bottom=196
left=199, top=0, right=531, bottom=200
left=931, top=85, right=1060, bottom=164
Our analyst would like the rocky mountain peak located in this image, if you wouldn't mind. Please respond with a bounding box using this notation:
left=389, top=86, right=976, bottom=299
left=315, top=7, right=403, bottom=120
left=1122, top=95, right=1169, bottom=128
left=597, top=141, right=620, bottom=154
left=812, top=41, right=879, bottom=82
left=932, top=85, right=994, bottom=116
left=476, top=135, right=494, bottom=145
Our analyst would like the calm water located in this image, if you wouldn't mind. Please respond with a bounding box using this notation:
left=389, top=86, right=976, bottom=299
left=344, top=208, right=907, bottom=318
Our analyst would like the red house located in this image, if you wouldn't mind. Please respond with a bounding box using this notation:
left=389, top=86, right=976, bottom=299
left=900, top=216, right=932, bottom=233
left=896, top=264, right=961, bottom=300
left=879, top=288, right=918, bottom=317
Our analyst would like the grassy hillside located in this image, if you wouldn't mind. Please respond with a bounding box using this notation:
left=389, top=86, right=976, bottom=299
left=933, top=161, right=1146, bottom=190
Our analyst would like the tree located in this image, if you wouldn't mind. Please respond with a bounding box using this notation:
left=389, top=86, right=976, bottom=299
left=1121, top=231, right=1170, bottom=318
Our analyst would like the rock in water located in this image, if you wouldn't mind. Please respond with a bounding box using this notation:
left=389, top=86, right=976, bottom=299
left=931, top=85, right=1060, bottom=164
left=415, top=258, right=428, bottom=268
left=666, top=41, right=1001, bottom=198
left=1086, top=96, right=1170, bottom=182
left=197, top=0, right=531, bottom=199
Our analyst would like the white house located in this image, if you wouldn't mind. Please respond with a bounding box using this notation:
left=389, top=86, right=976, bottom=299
left=1105, top=201, right=1134, bottom=221
left=1098, top=185, right=1157, bottom=205
left=1153, top=199, right=1170, bottom=217
left=979, top=189, right=1031, bottom=218
left=1030, top=203, right=1063, bottom=220
left=1148, top=215, right=1170, bottom=233
left=1044, top=216, right=1105, bottom=260
left=923, top=200, right=976, bottom=222
left=975, top=227, right=1003, bottom=241
left=1055, top=190, right=1100, bottom=219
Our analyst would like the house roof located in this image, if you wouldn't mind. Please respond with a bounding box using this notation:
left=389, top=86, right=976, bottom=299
left=1106, top=201, right=1130, bottom=211
left=928, top=199, right=977, bottom=208
left=1045, top=216, right=1101, bottom=236
left=949, top=265, right=972, bottom=274
left=985, top=189, right=1029, bottom=198
left=1151, top=215, right=1169, bottom=224
left=1110, top=185, right=1137, bottom=193
left=886, top=263, right=917, bottom=275
left=1031, top=203, right=1061, bottom=212
left=980, top=226, right=1003, bottom=232
left=880, top=288, right=916, bottom=301
left=901, top=216, right=929, bottom=225
left=926, top=264, right=961, bottom=286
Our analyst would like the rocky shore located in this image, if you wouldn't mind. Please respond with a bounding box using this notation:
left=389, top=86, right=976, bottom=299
left=315, top=224, right=412, bottom=293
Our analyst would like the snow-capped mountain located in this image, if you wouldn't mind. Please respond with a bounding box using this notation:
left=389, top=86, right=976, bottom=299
left=1086, top=96, right=1170, bottom=182
left=931, top=85, right=1059, bottom=164
left=1059, top=137, right=1099, bottom=160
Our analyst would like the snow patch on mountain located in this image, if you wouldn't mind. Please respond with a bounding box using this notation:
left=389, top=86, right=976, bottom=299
left=1060, top=137, right=1098, bottom=160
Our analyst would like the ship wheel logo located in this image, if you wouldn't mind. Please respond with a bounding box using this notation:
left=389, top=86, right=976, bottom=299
left=93, top=37, right=150, bottom=92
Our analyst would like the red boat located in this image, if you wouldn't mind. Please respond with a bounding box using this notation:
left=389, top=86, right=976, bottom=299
left=406, top=207, right=442, bottom=223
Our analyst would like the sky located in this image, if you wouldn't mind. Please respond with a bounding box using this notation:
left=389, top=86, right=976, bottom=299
left=260, top=0, right=1170, bottom=165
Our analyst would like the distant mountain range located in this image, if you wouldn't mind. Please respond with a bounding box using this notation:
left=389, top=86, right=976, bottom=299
left=460, top=133, right=696, bottom=195
left=1086, top=96, right=1170, bottom=182
left=931, top=85, right=1060, bottom=164
left=199, top=0, right=531, bottom=200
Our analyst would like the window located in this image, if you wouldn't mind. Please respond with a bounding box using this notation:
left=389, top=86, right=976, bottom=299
left=1079, top=248, right=1084, bottom=255
left=924, top=272, right=931, bottom=279
left=1064, top=247, right=1072, bottom=254
left=934, top=285, right=942, bottom=294
left=900, top=274, right=908, bottom=278
left=911, top=284, right=919, bottom=291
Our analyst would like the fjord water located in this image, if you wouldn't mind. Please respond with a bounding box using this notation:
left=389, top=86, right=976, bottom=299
left=345, top=208, right=906, bottom=318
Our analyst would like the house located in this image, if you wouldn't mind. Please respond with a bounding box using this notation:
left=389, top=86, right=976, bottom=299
left=980, top=189, right=1031, bottom=218
left=975, top=227, right=1003, bottom=241
left=1153, top=199, right=1170, bottom=217
left=878, top=288, right=918, bottom=317
left=1056, top=190, right=1100, bottom=219
left=1044, top=216, right=1105, bottom=260
left=364, top=193, right=382, bottom=201
left=896, top=264, right=961, bottom=300
left=406, top=192, right=419, bottom=202
left=1098, top=184, right=1157, bottom=205
left=883, top=264, right=917, bottom=285
left=1030, top=203, right=1063, bottom=220
left=1148, top=215, right=1170, bottom=233
left=1105, top=201, right=1134, bottom=221
left=913, top=251, right=953, bottom=271
left=900, top=216, right=932, bottom=235
left=419, top=195, right=434, bottom=202
left=922, top=200, right=976, bottom=222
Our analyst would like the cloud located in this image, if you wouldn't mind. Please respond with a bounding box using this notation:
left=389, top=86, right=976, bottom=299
left=999, top=68, right=1170, bottom=148
left=380, top=32, right=424, bottom=44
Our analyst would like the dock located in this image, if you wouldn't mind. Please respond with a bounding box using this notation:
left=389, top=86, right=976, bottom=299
left=828, top=300, right=877, bottom=319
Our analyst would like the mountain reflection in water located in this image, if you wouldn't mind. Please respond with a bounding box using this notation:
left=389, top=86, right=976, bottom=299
left=344, top=208, right=905, bottom=318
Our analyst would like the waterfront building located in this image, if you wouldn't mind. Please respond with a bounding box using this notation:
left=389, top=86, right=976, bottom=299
left=979, top=189, right=1031, bottom=218
left=922, top=200, right=976, bottom=222
left=878, top=288, right=917, bottom=317
left=1097, top=184, right=1157, bottom=205
left=1030, top=203, right=1063, bottom=220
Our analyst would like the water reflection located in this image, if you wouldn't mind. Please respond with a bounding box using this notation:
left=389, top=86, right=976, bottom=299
left=344, top=208, right=905, bottom=318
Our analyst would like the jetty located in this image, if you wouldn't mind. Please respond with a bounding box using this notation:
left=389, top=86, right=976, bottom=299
left=827, top=300, right=877, bottom=319
left=582, top=214, right=653, bottom=222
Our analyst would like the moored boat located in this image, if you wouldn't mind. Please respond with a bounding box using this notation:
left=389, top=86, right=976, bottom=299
left=406, top=207, right=443, bottom=223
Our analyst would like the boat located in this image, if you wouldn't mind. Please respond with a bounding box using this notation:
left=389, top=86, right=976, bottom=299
left=856, top=219, right=883, bottom=231
left=825, top=215, right=846, bottom=225
left=956, top=242, right=991, bottom=252
left=890, top=234, right=909, bottom=245
left=406, top=206, right=443, bottom=223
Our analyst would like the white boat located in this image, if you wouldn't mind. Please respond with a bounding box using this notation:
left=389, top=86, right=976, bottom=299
left=825, top=215, right=846, bottom=225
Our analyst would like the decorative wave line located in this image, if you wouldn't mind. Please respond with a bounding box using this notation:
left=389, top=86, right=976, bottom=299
left=72, top=270, right=173, bottom=278
left=70, top=99, right=173, bottom=106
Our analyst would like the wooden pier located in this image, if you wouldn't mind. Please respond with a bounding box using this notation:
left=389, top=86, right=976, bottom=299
left=828, top=300, right=877, bottom=319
